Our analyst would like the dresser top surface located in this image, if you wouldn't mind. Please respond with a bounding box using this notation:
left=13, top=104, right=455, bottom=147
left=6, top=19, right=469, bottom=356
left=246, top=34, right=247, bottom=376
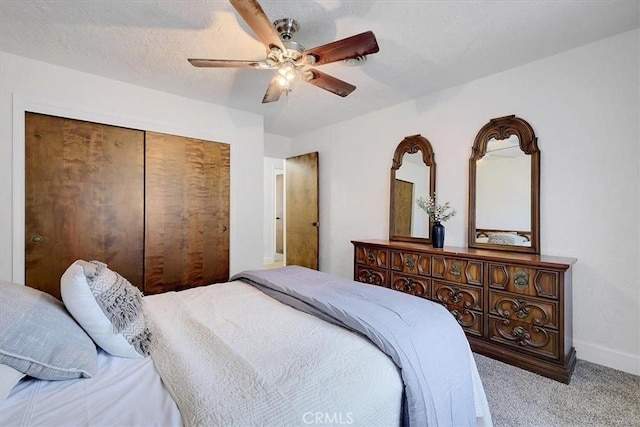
left=352, top=239, right=577, bottom=269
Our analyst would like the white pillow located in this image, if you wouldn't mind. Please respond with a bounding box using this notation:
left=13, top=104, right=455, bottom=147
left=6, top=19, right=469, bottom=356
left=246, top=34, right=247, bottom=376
left=61, top=261, right=150, bottom=359
left=487, top=232, right=527, bottom=245
left=0, top=364, right=25, bottom=401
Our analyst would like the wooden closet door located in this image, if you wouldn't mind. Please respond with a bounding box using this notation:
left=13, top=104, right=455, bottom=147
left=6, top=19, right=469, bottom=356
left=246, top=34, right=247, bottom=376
left=144, top=131, right=230, bottom=294
left=25, top=113, right=145, bottom=298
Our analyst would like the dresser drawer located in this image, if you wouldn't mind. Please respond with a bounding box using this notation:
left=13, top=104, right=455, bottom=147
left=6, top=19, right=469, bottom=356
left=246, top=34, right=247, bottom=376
left=355, top=245, right=389, bottom=268
left=432, top=280, right=482, bottom=311
left=391, top=251, right=431, bottom=276
left=489, top=264, right=559, bottom=299
left=488, top=316, right=559, bottom=360
left=432, top=280, right=484, bottom=337
left=432, top=256, right=483, bottom=286
left=390, top=273, right=430, bottom=299
left=355, top=265, right=388, bottom=287
left=489, top=291, right=558, bottom=329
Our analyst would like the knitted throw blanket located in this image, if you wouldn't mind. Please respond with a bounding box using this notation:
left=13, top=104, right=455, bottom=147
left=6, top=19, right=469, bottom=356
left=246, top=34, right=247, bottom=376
left=85, top=261, right=151, bottom=356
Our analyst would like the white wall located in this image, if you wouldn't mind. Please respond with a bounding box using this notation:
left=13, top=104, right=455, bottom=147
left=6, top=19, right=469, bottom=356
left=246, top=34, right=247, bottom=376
left=0, top=51, right=265, bottom=282
left=292, top=29, right=640, bottom=375
left=264, top=132, right=293, bottom=159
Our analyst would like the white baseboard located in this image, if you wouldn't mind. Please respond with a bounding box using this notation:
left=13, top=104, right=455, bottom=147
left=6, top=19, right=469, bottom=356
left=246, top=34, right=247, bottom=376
left=574, top=339, right=640, bottom=376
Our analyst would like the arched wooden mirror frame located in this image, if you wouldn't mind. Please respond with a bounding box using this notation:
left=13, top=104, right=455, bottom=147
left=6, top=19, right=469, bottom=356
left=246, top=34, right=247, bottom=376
left=389, top=134, right=437, bottom=244
left=468, top=115, right=540, bottom=253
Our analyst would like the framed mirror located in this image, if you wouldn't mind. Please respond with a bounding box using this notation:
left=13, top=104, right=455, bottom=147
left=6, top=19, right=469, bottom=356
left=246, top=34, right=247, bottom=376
left=468, top=115, right=540, bottom=253
left=389, top=134, right=436, bottom=243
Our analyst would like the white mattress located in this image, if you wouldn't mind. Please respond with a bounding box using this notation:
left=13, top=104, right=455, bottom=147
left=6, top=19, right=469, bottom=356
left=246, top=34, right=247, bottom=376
left=0, top=349, right=182, bottom=427
left=1, top=279, right=492, bottom=427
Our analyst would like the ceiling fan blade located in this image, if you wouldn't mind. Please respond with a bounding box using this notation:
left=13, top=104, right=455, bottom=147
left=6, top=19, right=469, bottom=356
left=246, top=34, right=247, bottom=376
left=262, top=76, right=284, bottom=103
left=229, top=0, right=286, bottom=52
left=303, top=31, right=379, bottom=66
left=303, top=69, right=356, bottom=97
left=188, top=58, right=272, bottom=69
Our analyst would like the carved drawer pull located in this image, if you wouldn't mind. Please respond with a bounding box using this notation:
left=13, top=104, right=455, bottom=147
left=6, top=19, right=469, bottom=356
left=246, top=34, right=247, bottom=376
left=405, top=256, right=416, bottom=269
left=449, top=262, right=461, bottom=277
left=514, top=269, right=529, bottom=289
left=367, top=252, right=376, bottom=263
left=514, top=299, right=531, bottom=319
left=450, top=287, right=463, bottom=303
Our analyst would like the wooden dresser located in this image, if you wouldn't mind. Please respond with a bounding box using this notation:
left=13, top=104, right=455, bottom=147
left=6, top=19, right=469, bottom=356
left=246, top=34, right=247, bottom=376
left=352, top=239, right=577, bottom=383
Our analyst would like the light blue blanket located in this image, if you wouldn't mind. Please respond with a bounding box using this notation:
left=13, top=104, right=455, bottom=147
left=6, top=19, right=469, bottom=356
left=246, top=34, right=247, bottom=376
left=231, top=266, right=475, bottom=427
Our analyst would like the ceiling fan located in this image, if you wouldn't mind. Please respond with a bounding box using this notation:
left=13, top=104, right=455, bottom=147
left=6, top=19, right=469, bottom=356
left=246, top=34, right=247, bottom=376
left=188, top=0, right=380, bottom=103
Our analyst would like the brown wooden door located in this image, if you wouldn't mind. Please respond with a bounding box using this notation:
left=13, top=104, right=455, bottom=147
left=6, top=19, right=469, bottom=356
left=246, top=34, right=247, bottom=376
left=25, top=113, right=144, bottom=298
left=285, top=152, right=319, bottom=269
left=275, top=173, right=284, bottom=254
left=144, top=131, right=230, bottom=294
left=394, top=179, right=413, bottom=236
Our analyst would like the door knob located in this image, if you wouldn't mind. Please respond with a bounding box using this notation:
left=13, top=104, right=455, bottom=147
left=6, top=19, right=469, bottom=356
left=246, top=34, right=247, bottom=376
left=31, top=235, right=43, bottom=243
left=276, top=217, right=281, bottom=220
left=312, top=222, right=320, bottom=227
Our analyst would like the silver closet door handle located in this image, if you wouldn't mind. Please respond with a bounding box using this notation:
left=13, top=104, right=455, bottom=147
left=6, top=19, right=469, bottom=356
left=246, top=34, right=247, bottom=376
left=31, top=235, right=43, bottom=243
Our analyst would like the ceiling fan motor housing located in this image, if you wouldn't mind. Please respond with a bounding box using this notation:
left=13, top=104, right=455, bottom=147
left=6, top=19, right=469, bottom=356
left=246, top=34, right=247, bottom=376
left=273, top=18, right=299, bottom=41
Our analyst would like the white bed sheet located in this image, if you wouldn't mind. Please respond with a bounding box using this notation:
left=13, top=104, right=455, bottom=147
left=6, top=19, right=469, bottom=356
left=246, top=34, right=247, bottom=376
left=0, top=349, right=182, bottom=427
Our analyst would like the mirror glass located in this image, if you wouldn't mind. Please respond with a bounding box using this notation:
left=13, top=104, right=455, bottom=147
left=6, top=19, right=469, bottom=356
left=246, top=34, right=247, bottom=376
left=393, top=152, right=431, bottom=238
left=475, top=135, right=531, bottom=247
left=468, top=115, right=540, bottom=253
left=390, top=135, right=436, bottom=244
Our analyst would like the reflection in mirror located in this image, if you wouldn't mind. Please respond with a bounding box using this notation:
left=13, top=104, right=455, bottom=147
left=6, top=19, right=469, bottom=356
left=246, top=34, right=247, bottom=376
left=394, top=152, right=430, bottom=238
left=390, top=135, right=436, bottom=244
left=468, top=115, right=540, bottom=253
left=476, top=135, right=531, bottom=246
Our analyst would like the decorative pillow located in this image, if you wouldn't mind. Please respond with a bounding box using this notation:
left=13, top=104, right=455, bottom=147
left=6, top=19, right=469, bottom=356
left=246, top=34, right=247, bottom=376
left=0, top=280, right=97, bottom=380
left=0, top=364, right=25, bottom=401
left=487, top=233, right=527, bottom=245
left=60, top=261, right=151, bottom=358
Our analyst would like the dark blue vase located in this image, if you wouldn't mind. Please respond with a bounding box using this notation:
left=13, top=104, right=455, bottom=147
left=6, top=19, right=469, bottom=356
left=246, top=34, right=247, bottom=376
left=432, top=221, right=445, bottom=248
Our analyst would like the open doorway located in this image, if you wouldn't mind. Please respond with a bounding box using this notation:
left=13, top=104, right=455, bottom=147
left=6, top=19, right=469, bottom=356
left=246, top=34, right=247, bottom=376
left=263, top=157, right=284, bottom=269
left=263, top=152, right=319, bottom=270
left=274, top=172, right=284, bottom=263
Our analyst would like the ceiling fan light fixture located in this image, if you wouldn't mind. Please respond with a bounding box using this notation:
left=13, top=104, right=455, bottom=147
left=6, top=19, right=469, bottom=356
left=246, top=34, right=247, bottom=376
left=277, top=75, right=289, bottom=87
left=278, top=62, right=297, bottom=80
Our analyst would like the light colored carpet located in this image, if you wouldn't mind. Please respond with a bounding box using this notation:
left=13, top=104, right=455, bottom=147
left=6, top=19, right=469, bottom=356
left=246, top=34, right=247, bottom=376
left=474, top=353, right=640, bottom=427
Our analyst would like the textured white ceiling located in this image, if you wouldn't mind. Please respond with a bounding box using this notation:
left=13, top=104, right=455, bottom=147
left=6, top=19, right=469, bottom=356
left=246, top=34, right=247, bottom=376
left=1, top=1, right=638, bottom=137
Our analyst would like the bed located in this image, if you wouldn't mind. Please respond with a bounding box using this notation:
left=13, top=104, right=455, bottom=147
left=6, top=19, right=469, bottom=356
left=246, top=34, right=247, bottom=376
left=1, top=263, right=492, bottom=427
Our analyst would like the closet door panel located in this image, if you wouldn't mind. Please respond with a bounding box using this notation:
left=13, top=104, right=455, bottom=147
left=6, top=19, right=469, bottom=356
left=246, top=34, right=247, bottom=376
left=25, top=113, right=145, bottom=298
left=144, top=132, right=229, bottom=294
